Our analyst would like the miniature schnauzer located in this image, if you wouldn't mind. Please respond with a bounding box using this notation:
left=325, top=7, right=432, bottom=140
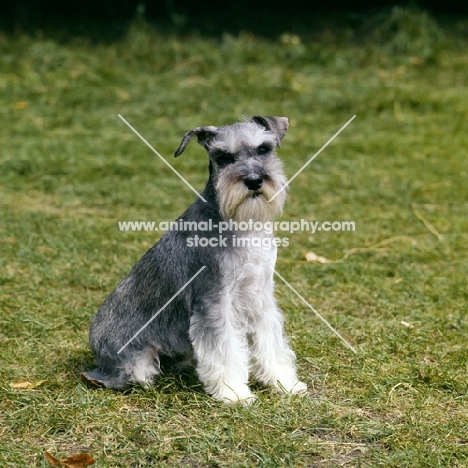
left=84, top=116, right=307, bottom=404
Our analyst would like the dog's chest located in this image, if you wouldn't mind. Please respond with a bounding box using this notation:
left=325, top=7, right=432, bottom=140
left=220, top=232, right=277, bottom=318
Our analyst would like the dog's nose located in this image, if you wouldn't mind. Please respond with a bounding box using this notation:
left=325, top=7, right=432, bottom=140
left=244, top=176, right=263, bottom=191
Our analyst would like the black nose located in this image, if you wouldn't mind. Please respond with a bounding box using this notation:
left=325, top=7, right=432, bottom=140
left=244, top=176, right=263, bottom=191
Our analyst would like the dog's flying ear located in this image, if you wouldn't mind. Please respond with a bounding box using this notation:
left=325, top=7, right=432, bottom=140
left=251, top=116, right=289, bottom=147
left=174, top=126, right=219, bottom=157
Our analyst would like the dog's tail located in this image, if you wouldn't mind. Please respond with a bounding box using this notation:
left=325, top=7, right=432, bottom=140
left=82, top=368, right=127, bottom=389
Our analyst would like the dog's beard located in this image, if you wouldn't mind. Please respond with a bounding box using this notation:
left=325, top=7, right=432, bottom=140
left=216, top=171, right=288, bottom=223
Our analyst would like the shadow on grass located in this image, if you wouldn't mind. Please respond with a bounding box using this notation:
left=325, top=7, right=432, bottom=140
left=1, top=4, right=454, bottom=48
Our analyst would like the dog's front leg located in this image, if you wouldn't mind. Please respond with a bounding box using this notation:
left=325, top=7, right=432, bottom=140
left=189, top=307, right=256, bottom=405
left=249, top=302, right=307, bottom=395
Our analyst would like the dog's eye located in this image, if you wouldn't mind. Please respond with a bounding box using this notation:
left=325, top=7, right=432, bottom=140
left=257, top=144, right=271, bottom=155
left=216, top=152, right=235, bottom=165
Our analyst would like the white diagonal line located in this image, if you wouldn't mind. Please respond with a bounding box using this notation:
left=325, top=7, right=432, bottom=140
left=268, top=115, right=356, bottom=202
left=271, top=267, right=357, bottom=354
left=117, top=266, right=206, bottom=354
left=118, top=114, right=207, bottom=203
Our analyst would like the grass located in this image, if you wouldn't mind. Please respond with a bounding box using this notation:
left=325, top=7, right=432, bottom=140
left=1, top=7, right=468, bottom=466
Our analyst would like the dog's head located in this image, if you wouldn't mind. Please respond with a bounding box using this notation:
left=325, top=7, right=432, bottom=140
left=174, top=116, right=289, bottom=222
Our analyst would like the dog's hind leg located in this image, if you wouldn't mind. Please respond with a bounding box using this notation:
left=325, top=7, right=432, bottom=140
left=83, top=347, right=161, bottom=389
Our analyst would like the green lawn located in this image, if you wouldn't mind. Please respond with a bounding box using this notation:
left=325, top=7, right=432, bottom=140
left=1, top=7, right=468, bottom=467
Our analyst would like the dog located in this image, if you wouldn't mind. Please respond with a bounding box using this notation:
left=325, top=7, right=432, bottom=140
left=84, top=116, right=307, bottom=404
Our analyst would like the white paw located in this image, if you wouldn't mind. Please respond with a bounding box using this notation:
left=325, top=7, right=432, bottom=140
left=276, top=379, right=308, bottom=395
left=215, top=384, right=257, bottom=406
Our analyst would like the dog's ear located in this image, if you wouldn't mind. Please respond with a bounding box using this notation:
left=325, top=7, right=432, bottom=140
left=174, top=126, right=219, bottom=157
left=251, top=116, right=289, bottom=147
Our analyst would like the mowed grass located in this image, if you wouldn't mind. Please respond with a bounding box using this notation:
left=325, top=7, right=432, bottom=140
left=1, top=7, right=468, bottom=467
